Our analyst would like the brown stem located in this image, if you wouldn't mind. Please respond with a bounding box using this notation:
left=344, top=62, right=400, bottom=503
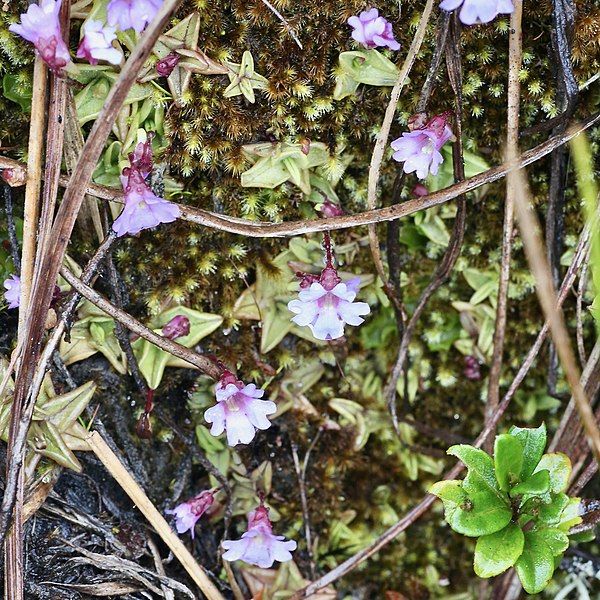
left=60, top=267, right=222, bottom=380
left=0, top=114, right=598, bottom=238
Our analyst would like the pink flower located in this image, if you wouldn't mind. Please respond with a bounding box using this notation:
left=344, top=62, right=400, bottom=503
left=391, top=113, right=453, bottom=180
left=3, top=275, right=21, bottom=309
left=288, top=267, right=370, bottom=340
left=76, top=20, right=121, bottom=66
left=107, top=0, right=163, bottom=33
left=439, top=0, right=514, bottom=25
left=347, top=8, right=400, bottom=51
left=112, top=170, right=180, bottom=236
left=162, top=315, right=190, bottom=340
left=167, top=490, right=215, bottom=538
left=9, top=0, right=71, bottom=73
left=222, top=505, right=296, bottom=568
left=204, top=372, right=276, bottom=447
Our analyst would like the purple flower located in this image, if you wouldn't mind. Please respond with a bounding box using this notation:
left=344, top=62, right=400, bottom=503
left=112, top=170, right=180, bottom=237
left=391, top=113, right=453, bottom=180
left=464, top=356, right=481, bottom=381
left=3, top=275, right=21, bottom=309
left=162, top=315, right=190, bottom=340
left=76, top=20, right=121, bottom=66
left=204, top=372, right=276, bottom=447
left=9, top=0, right=71, bottom=73
left=222, top=505, right=296, bottom=568
left=107, top=0, right=163, bottom=33
left=288, top=267, right=370, bottom=341
left=347, top=8, right=400, bottom=51
left=167, top=490, right=215, bottom=538
left=439, top=0, right=514, bottom=25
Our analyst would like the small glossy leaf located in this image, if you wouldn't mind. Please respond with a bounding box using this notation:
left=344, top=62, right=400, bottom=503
left=557, top=497, right=582, bottom=532
left=508, top=424, right=546, bottom=478
left=515, top=531, right=555, bottom=594
left=510, top=469, right=550, bottom=497
left=534, top=527, right=569, bottom=556
left=534, top=453, right=571, bottom=494
left=537, top=493, right=569, bottom=525
left=451, top=490, right=512, bottom=537
left=494, top=434, right=524, bottom=491
left=474, top=523, right=525, bottom=578
left=448, top=445, right=502, bottom=498
left=430, top=480, right=467, bottom=522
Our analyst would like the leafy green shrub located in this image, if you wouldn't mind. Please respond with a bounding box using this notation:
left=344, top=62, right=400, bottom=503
left=430, top=424, right=583, bottom=594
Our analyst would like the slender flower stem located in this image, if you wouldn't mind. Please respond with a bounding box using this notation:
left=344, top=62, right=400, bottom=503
left=323, top=231, right=334, bottom=268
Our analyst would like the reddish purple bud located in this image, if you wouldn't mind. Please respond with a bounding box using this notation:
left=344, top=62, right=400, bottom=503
left=318, top=200, right=344, bottom=217
left=319, top=266, right=342, bottom=291
left=136, top=412, right=153, bottom=439
left=156, top=52, right=180, bottom=77
left=300, top=138, right=311, bottom=156
left=412, top=184, right=429, bottom=197
left=463, top=356, right=481, bottom=381
left=128, top=134, right=155, bottom=179
left=1, top=167, right=26, bottom=187
left=162, top=314, right=190, bottom=340
left=408, top=112, right=428, bottom=131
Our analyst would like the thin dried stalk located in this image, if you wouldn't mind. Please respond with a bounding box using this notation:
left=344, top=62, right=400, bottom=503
left=366, top=0, right=435, bottom=285
left=86, top=432, right=225, bottom=600
left=5, top=54, right=47, bottom=600
left=485, top=0, right=523, bottom=442
left=0, top=0, right=183, bottom=548
left=509, top=167, right=600, bottom=462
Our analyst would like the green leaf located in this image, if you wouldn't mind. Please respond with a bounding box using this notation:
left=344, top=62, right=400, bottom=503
left=429, top=480, right=467, bottom=523
left=3, top=73, right=32, bottom=111
left=494, top=434, right=524, bottom=491
left=474, top=523, right=525, bottom=578
left=448, top=445, right=502, bottom=498
left=508, top=424, right=547, bottom=478
left=510, top=469, right=550, bottom=497
left=515, top=531, right=556, bottom=594
left=534, top=453, right=571, bottom=494
left=450, top=490, right=512, bottom=537
left=557, top=497, right=582, bottom=532
left=534, top=527, right=569, bottom=556
left=337, top=50, right=399, bottom=87
left=537, top=493, right=569, bottom=525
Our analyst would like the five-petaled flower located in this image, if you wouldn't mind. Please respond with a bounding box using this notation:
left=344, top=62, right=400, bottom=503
left=347, top=8, right=400, bottom=51
left=439, top=0, right=514, bottom=25
left=111, top=138, right=180, bottom=237
left=222, top=505, right=296, bottom=568
left=107, top=0, right=163, bottom=33
left=9, top=0, right=71, bottom=73
left=162, top=315, right=190, bottom=340
left=391, top=113, right=454, bottom=180
left=167, top=489, right=215, bottom=538
left=204, top=371, right=276, bottom=447
left=288, top=266, right=370, bottom=341
left=76, top=20, right=121, bottom=66
left=3, top=275, right=21, bottom=310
